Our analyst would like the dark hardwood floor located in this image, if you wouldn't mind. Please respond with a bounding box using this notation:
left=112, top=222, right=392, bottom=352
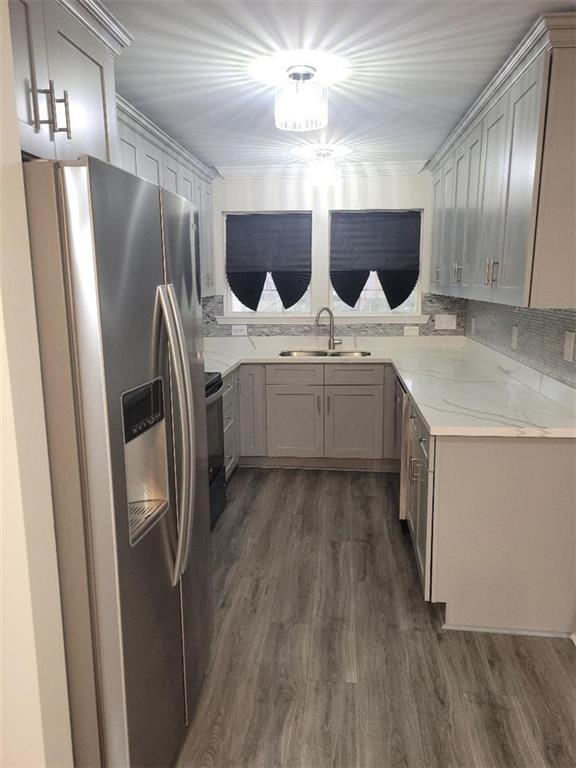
left=178, top=468, right=576, bottom=768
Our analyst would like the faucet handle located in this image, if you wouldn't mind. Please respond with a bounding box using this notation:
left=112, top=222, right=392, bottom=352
left=334, top=338, right=342, bottom=347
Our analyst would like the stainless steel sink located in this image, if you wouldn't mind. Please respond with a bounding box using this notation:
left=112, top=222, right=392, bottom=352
left=278, top=349, right=371, bottom=358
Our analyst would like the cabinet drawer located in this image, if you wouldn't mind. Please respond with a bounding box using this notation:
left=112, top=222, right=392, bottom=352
left=324, top=364, right=384, bottom=386
left=408, top=401, right=431, bottom=462
left=266, top=364, right=324, bottom=385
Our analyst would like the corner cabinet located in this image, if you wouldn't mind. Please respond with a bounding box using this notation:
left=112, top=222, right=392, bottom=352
left=9, top=0, right=129, bottom=163
left=428, top=14, right=576, bottom=308
left=116, top=98, right=217, bottom=296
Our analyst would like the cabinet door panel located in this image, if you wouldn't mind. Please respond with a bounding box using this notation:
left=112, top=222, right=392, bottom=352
left=476, top=95, right=511, bottom=297
left=137, top=136, right=162, bottom=185
left=415, top=456, right=432, bottom=599
left=266, top=385, right=324, bottom=457
left=439, top=154, right=456, bottom=293
left=9, top=0, right=54, bottom=158
left=239, top=365, right=267, bottom=456
left=451, top=140, right=469, bottom=293
left=118, top=122, right=137, bottom=175
left=430, top=169, right=443, bottom=290
left=162, top=155, right=179, bottom=194
left=497, top=57, right=546, bottom=305
left=178, top=168, right=195, bottom=202
left=324, top=386, right=383, bottom=459
left=460, top=123, right=483, bottom=292
left=266, top=364, right=324, bottom=386
left=44, top=1, right=117, bottom=162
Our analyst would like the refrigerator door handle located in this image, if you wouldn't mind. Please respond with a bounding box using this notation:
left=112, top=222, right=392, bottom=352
left=167, top=287, right=196, bottom=578
left=156, top=285, right=193, bottom=586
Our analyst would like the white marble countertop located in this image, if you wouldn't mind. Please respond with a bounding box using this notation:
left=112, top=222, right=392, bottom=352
left=203, top=335, right=576, bottom=438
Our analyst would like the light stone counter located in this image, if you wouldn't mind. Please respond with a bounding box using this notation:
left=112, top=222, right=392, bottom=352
left=203, top=336, right=576, bottom=438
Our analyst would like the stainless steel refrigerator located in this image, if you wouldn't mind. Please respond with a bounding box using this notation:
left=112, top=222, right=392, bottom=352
left=23, top=157, right=213, bottom=767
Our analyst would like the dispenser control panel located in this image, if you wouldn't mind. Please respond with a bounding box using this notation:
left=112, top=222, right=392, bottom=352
left=122, top=378, right=164, bottom=444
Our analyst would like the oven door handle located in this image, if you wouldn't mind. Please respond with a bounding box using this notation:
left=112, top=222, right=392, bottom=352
left=205, top=380, right=224, bottom=406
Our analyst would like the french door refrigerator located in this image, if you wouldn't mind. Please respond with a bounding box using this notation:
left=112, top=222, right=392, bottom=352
left=23, top=157, right=213, bottom=767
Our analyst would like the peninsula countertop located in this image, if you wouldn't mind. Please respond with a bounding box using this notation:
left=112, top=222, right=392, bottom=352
left=202, top=336, right=576, bottom=439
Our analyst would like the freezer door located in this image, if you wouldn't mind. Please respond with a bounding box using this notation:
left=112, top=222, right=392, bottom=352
left=160, top=189, right=214, bottom=722
left=65, top=158, right=187, bottom=767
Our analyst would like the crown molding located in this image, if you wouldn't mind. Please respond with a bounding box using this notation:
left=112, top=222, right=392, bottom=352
left=116, top=96, right=218, bottom=182
left=426, top=12, right=576, bottom=171
left=56, top=0, right=133, bottom=57
left=216, top=160, right=426, bottom=180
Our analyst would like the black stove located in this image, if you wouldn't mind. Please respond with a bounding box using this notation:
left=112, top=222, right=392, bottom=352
left=204, top=371, right=222, bottom=397
left=203, top=370, right=226, bottom=529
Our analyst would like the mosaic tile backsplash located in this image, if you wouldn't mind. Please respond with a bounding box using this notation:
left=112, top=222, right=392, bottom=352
left=466, top=300, right=576, bottom=388
left=202, top=294, right=467, bottom=337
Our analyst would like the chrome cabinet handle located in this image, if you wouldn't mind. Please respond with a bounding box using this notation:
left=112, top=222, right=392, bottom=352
left=36, top=81, right=72, bottom=138
left=490, top=260, right=499, bottom=285
left=456, top=264, right=463, bottom=284
left=484, top=257, right=493, bottom=286
left=317, top=394, right=321, bottom=413
left=327, top=394, right=331, bottom=413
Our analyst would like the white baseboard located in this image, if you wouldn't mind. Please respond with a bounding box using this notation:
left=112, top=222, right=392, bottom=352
left=443, top=622, right=570, bottom=639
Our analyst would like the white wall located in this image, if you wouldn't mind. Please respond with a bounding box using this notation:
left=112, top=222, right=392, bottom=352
left=0, top=2, right=73, bottom=765
left=212, top=172, right=433, bottom=310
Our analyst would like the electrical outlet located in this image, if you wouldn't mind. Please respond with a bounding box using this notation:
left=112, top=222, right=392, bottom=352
left=511, top=325, right=519, bottom=351
left=404, top=326, right=419, bottom=337
left=231, top=325, right=247, bottom=336
left=434, top=314, right=457, bottom=330
left=563, top=331, right=575, bottom=362
left=470, top=317, right=476, bottom=335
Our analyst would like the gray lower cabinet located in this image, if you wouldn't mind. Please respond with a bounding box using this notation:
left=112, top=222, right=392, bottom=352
left=9, top=0, right=120, bottom=162
left=266, top=385, right=324, bottom=457
left=223, top=370, right=240, bottom=479
left=324, top=385, right=383, bottom=459
left=239, top=365, right=267, bottom=456
left=402, top=400, right=434, bottom=599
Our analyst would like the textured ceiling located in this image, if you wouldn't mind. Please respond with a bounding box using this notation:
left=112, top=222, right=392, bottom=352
left=109, top=0, right=576, bottom=173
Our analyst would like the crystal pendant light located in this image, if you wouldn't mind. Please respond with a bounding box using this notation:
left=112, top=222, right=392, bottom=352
left=274, top=65, right=328, bottom=132
left=307, top=148, right=339, bottom=187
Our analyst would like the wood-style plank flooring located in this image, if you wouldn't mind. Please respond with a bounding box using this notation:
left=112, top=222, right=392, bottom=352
left=178, top=468, right=576, bottom=768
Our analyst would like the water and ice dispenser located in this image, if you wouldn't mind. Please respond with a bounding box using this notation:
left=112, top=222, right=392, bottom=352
left=122, top=378, right=169, bottom=545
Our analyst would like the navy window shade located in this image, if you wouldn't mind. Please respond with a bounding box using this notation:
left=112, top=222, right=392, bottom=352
left=330, top=210, right=421, bottom=309
left=226, top=213, right=312, bottom=311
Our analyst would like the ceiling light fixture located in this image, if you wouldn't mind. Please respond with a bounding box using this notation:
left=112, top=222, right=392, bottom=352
left=275, top=65, right=327, bottom=132
left=306, top=147, right=340, bottom=187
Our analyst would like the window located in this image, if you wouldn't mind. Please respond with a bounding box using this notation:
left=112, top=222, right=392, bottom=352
left=226, top=212, right=312, bottom=313
left=225, top=208, right=422, bottom=318
left=329, top=210, right=421, bottom=314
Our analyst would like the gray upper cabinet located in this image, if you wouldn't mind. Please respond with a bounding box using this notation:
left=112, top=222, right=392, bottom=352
left=475, top=94, right=511, bottom=300
left=116, top=98, right=216, bottom=296
left=429, top=15, right=576, bottom=308
left=10, top=0, right=54, bottom=159
left=9, top=0, right=128, bottom=163
left=495, top=56, right=546, bottom=305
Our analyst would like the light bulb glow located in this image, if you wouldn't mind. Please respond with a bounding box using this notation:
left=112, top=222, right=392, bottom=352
left=275, top=78, right=328, bottom=132
left=307, top=151, right=339, bottom=187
